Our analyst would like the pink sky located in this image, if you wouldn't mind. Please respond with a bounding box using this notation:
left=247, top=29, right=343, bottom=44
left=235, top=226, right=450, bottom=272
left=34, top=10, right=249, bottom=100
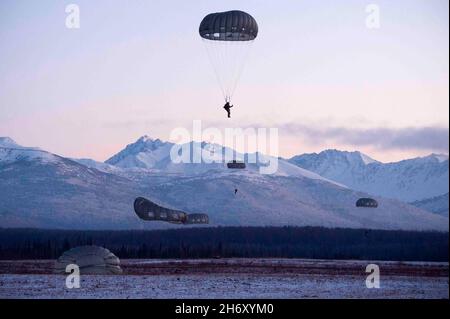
left=0, top=0, right=448, bottom=162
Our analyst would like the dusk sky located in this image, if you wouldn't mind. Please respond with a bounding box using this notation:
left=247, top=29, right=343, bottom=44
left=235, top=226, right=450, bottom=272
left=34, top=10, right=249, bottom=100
left=0, top=0, right=448, bottom=162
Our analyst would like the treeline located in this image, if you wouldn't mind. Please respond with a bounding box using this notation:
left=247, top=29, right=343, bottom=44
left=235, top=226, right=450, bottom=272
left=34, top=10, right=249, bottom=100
left=0, top=227, right=448, bottom=261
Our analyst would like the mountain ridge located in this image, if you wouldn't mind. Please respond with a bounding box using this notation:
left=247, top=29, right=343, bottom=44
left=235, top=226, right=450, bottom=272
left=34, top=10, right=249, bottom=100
left=289, top=149, right=449, bottom=202
left=410, top=193, right=449, bottom=217
left=0, top=136, right=448, bottom=231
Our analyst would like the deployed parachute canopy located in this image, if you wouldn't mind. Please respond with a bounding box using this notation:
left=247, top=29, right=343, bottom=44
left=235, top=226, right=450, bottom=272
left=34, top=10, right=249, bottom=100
left=54, top=245, right=122, bottom=275
left=227, top=160, right=246, bottom=169
left=199, top=10, right=258, bottom=41
left=134, top=197, right=209, bottom=225
left=199, top=10, right=258, bottom=102
left=356, top=198, right=378, bottom=208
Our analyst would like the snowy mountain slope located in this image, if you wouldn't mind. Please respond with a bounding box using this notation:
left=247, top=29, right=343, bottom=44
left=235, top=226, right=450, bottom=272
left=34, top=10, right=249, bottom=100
left=105, top=136, right=174, bottom=169
left=136, top=171, right=448, bottom=231
left=0, top=137, right=58, bottom=164
left=410, top=193, right=449, bottom=217
left=104, top=136, right=344, bottom=186
left=0, top=137, right=19, bottom=148
left=0, top=138, right=150, bottom=229
left=72, top=158, right=122, bottom=174
left=0, top=137, right=448, bottom=231
left=289, top=150, right=449, bottom=202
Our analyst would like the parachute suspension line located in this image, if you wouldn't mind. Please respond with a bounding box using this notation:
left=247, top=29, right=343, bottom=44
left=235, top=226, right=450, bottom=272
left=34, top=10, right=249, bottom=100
left=223, top=40, right=240, bottom=102
left=215, top=39, right=232, bottom=102
left=203, top=39, right=254, bottom=102
left=213, top=40, right=227, bottom=100
left=222, top=39, right=232, bottom=102
left=225, top=40, right=231, bottom=102
left=229, top=39, right=253, bottom=100
left=216, top=40, right=229, bottom=101
left=203, top=39, right=226, bottom=100
left=219, top=40, right=229, bottom=101
left=227, top=40, right=236, bottom=101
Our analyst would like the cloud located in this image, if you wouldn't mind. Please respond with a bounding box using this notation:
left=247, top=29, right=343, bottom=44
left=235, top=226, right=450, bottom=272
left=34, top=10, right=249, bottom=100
left=280, top=124, right=449, bottom=152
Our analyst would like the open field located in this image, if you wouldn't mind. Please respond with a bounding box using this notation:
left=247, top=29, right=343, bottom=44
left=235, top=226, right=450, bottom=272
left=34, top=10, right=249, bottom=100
left=0, top=259, right=448, bottom=299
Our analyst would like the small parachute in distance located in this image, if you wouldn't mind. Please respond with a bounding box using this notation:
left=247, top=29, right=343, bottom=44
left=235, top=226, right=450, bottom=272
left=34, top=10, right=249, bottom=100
left=227, top=160, right=246, bottom=169
left=54, top=245, right=122, bottom=275
left=356, top=198, right=378, bottom=208
left=134, top=197, right=209, bottom=224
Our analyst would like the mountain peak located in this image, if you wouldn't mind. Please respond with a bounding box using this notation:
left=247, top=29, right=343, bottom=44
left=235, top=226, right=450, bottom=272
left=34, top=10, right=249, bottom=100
left=428, top=153, right=449, bottom=163
left=312, top=149, right=378, bottom=165
left=137, top=135, right=158, bottom=142
left=357, top=151, right=378, bottom=165
left=134, top=135, right=165, bottom=148
left=105, top=136, right=172, bottom=167
left=0, top=137, right=19, bottom=148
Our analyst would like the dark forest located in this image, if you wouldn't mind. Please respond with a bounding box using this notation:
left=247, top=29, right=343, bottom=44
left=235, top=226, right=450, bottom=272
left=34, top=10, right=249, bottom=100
left=0, top=226, right=448, bottom=261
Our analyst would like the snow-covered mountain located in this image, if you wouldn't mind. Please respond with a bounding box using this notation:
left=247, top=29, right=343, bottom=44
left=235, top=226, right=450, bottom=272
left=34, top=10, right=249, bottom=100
left=0, top=138, right=143, bottom=229
left=0, top=137, right=448, bottom=231
left=0, top=137, right=58, bottom=164
left=102, top=136, right=344, bottom=184
left=105, top=135, right=174, bottom=169
left=289, top=150, right=449, bottom=202
left=72, top=158, right=122, bottom=174
left=411, top=193, right=449, bottom=217
left=0, top=137, right=19, bottom=148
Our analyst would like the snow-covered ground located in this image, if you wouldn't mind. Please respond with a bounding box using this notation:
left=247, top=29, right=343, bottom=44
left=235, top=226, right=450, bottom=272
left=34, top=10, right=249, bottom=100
left=0, top=259, right=447, bottom=299
left=1, top=273, right=447, bottom=299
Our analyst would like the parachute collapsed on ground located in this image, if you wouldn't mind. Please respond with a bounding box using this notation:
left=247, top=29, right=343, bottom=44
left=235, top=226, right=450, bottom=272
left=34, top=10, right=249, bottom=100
left=356, top=198, right=378, bottom=208
left=199, top=10, right=258, bottom=102
left=134, top=197, right=209, bottom=224
left=54, top=245, right=122, bottom=275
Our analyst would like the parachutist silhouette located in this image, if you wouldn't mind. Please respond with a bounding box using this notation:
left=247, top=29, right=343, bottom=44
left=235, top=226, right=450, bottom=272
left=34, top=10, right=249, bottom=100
left=223, top=101, right=233, bottom=118
left=234, top=188, right=238, bottom=195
